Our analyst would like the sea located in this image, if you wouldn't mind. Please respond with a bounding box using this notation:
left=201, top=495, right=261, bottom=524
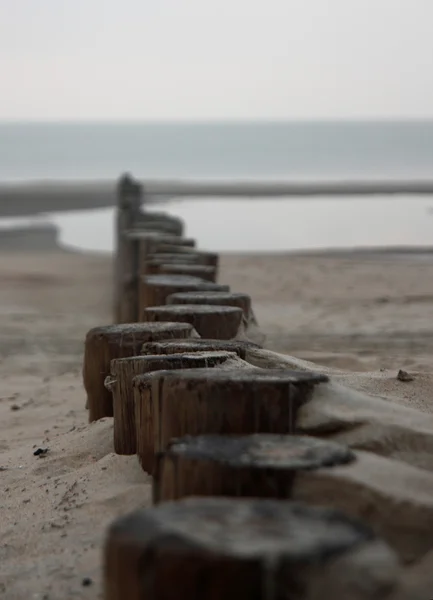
left=1, top=120, right=433, bottom=253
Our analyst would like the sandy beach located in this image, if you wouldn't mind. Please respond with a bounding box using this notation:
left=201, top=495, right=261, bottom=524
left=3, top=0, right=433, bottom=592
left=2, top=240, right=433, bottom=598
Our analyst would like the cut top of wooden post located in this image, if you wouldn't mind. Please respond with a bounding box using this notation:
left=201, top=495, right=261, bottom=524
left=162, top=434, right=355, bottom=471
left=86, top=322, right=198, bottom=347
left=140, top=275, right=229, bottom=312
left=133, top=212, right=184, bottom=236
left=143, top=260, right=216, bottom=281
left=117, top=350, right=238, bottom=378
left=126, top=228, right=180, bottom=239
left=136, top=211, right=181, bottom=224
left=141, top=338, right=261, bottom=358
left=108, top=496, right=376, bottom=556
left=152, top=434, right=356, bottom=505
left=143, top=304, right=243, bottom=340
left=159, top=264, right=216, bottom=281
left=117, top=173, right=141, bottom=210
left=126, top=231, right=195, bottom=247
left=146, top=247, right=220, bottom=267
left=105, top=498, right=397, bottom=600
left=142, top=275, right=228, bottom=291
left=145, top=367, right=329, bottom=386
left=166, top=291, right=254, bottom=319
left=145, top=253, right=204, bottom=264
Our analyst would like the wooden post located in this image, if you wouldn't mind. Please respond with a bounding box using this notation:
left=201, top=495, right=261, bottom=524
left=118, top=233, right=196, bottom=322
left=83, top=322, right=198, bottom=423
left=114, top=176, right=189, bottom=323
left=128, top=232, right=195, bottom=251
left=142, top=338, right=261, bottom=358
left=166, top=291, right=259, bottom=325
left=123, top=234, right=193, bottom=323
left=166, top=290, right=253, bottom=315
left=141, top=368, right=328, bottom=460
left=143, top=247, right=220, bottom=269
left=136, top=235, right=196, bottom=265
left=138, top=248, right=220, bottom=301
left=141, top=254, right=216, bottom=277
left=139, top=275, right=229, bottom=316
left=134, top=212, right=184, bottom=236
left=157, top=264, right=217, bottom=281
left=118, top=233, right=140, bottom=324
left=166, top=291, right=264, bottom=345
left=143, top=305, right=244, bottom=339
left=114, top=174, right=142, bottom=323
left=104, top=497, right=397, bottom=600
left=133, top=211, right=183, bottom=237
left=133, top=352, right=250, bottom=472
left=106, top=351, right=237, bottom=456
left=154, top=433, right=433, bottom=564
left=143, top=255, right=210, bottom=275
left=153, top=433, right=355, bottom=503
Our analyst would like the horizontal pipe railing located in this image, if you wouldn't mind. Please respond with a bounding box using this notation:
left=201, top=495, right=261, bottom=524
left=2, top=177, right=433, bottom=218
left=142, top=179, right=433, bottom=198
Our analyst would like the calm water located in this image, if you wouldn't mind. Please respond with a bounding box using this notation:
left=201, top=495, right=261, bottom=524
left=2, top=121, right=433, bottom=181
left=46, top=198, right=433, bottom=253
left=1, top=121, right=433, bottom=252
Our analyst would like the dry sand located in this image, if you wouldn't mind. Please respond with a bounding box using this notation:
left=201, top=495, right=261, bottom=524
left=2, top=245, right=433, bottom=598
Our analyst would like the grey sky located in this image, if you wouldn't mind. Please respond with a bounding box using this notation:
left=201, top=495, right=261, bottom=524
left=1, top=0, right=432, bottom=120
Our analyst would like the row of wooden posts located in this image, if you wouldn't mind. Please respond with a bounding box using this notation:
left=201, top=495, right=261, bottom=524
left=82, top=175, right=413, bottom=599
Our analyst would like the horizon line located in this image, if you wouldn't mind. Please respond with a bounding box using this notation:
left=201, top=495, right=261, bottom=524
left=1, top=117, right=433, bottom=125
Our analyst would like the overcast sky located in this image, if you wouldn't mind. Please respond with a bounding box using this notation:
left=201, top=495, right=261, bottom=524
left=1, top=0, right=432, bottom=120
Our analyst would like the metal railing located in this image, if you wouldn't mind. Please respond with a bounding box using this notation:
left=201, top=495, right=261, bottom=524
left=2, top=175, right=433, bottom=217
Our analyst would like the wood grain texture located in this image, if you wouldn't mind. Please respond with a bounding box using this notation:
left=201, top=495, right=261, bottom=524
left=83, top=322, right=197, bottom=422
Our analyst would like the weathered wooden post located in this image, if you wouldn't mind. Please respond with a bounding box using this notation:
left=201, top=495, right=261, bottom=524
left=83, top=322, right=198, bottom=423
left=133, top=211, right=184, bottom=237
left=140, top=249, right=219, bottom=284
left=124, top=232, right=194, bottom=322
left=134, top=368, right=327, bottom=471
left=136, top=236, right=197, bottom=280
left=119, top=233, right=196, bottom=321
left=165, top=291, right=264, bottom=345
left=143, top=304, right=244, bottom=339
left=139, top=247, right=220, bottom=284
left=139, top=275, right=229, bottom=316
left=114, top=172, right=191, bottom=323
left=166, top=290, right=254, bottom=318
left=106, top=351, right=237, bottom=456
left=157, top=263, right=217, bottom=281
left=148, top=368, right=328, bottom=450
left=142, top=255, right=209, bottom=274
left=134, top=358, right=256, bottom=474
left=148, top=246, right=220, bottom=268
left=147, top=244, right=219, bottom=264
left=142, top=338, right=261, bottom=358
left=104, top=497, right=397, bottom=600
left=114, top=173, right=142, bottom=323
left=153, top=433, right=353, bottom=500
